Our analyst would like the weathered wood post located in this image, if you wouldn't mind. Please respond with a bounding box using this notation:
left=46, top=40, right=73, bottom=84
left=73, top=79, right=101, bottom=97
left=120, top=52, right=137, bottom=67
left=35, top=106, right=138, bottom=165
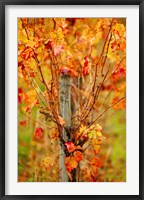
left=59, top=74, right=71, bottom=182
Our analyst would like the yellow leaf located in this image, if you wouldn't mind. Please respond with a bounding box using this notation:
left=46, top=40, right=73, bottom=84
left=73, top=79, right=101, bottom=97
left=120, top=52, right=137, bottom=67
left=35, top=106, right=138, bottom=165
left=93, top=145, right=101, bottom=154
left=79, top=125, right=87, bottom=134
left=26, top=40, right=37, bottom=48
left=41, top=156, right=54, bottom=170
left=96, top=131, right=102, bottom=137
left=88, top=130, right=97, bottom=139
left=91, top=138, right=102, bottom=145
left=95, top=124, right=103, bottom=131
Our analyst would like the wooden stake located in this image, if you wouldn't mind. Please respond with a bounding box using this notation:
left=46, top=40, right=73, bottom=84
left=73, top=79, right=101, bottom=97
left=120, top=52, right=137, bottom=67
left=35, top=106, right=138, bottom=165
left=59, top=74, right=71, bottom=182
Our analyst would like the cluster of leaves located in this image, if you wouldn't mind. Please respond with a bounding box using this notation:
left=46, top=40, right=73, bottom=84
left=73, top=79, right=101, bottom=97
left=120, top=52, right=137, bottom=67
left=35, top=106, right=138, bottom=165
left=18, top=18, right=126, bottom=182
left=64, top=123, right=105, bottom=180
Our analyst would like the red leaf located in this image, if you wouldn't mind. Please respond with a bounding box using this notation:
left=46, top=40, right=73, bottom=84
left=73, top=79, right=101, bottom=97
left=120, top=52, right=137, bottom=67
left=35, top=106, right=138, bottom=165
left=82, top=56, right=89, bottom=76
left=82, top=134, right=88, bottom=139
left=45, top=39, right=54, bottom=49
left=18, top=88, right=23, bottom=93
left=65, top=141, right=76, bottom=153
left=90, top=174, right=97, bottom=182
left=21, top=47, right=34, bottom=60
left=18, top=87, right=24, bottom=104
left=19, top=120, right=27, bottom=127
left=84, top=56, right=89, bottom=63
left=34, top=127, right=44, bottom=139
left=18, top=96, right=22, bottom=104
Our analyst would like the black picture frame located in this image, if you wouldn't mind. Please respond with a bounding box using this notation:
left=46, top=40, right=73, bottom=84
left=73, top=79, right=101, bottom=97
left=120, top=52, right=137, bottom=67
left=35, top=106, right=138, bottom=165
left=0, top=0, right=143, bottom=199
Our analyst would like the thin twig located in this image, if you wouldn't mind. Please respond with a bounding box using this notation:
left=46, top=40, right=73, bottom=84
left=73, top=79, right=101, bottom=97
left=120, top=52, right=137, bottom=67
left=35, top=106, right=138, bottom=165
left=20, top=110, right=57, bottom=129
left=88, top=96, right=126, bottom=127
left=20, top=18, right=29, bottom=40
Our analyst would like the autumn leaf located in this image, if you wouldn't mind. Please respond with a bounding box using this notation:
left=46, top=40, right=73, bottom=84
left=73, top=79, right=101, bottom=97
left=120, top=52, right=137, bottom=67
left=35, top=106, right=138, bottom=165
left=95, top=124, right=103, bottom=131
left=76, top=145, right=82, bottom=150
left=90, top=157, right=103, bottom=177
left=45, top=39, right=54, bottom=49
left=88, top=130, right=97, bottom=139
left=21, top=47, right=34, bottom=60
left=91, top=136, right=102, bottom=153
left=75, top=125, right=88, bottom=140
left=51, top=130, right=59, bottom=140
left=111, top=66, right=126, bottom=81
left=81, top=134, right=88, bottom=139
left=112, top=96, right=126, bottom=110
left=73, top=151, right=82, bottom=162
left=96, top=131, right=102, bottom=137
left=65, top=156, right=78, bottom=172
left=19, top=120, right=27, bottom=127
left=79, top=125, right=87, bottom=134
left=41, top=156, right=54, bottom=171
left=82, top=56, right=89, bottom=76
left=22, top=90, right=39, bottom=113
left=93, top=145, right=101, bottom=154
left=25, top=90, right=36, bottom=103
left=18, top=88, right=23, bottom=104
left=34, top=127, right=44, bottom=139
left=18, top=87, right=25, bottom=104
left=91, top=157, right=103, bottom=168
left=90, top=173, right=97, bottom=182
left=26, top=40, right=37, bottom=49
left=91, top=138, right=102, bottom=145
left=65, top=141, right=76, bottom=153
left=25, top=99, right=39, bottom=113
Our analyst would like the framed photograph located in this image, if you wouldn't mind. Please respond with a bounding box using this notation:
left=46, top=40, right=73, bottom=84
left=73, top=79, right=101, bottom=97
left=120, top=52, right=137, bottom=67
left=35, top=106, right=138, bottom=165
left=0, top=0, right=143, bottom=199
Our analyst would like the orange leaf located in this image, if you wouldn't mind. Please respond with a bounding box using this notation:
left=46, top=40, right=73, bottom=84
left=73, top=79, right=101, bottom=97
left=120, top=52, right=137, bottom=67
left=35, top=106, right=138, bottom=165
left=76, top=145, right=82, bottom=150
left=91, top=138, right=102, bottom=145
left=91, top=157, right=103, bottom=168
left=25, top=99, right=39, bottom=113
left=41, top=156, right=54, bottom=171
left=21, top=47, right=34, bottom=60
left=51, top=130, right=59, bottom=140
left=65, top=156, right=78, bottom=172
left=73, top=151, right=82, bottom=162
left=93, top=145, right=101, bottom=154
left=65, top=142, right=76, bottom=153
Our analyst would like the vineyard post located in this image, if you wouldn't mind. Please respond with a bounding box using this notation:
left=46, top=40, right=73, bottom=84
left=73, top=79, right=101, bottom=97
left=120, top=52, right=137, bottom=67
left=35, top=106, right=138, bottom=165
left=59, top=74, right=71, bottom=182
